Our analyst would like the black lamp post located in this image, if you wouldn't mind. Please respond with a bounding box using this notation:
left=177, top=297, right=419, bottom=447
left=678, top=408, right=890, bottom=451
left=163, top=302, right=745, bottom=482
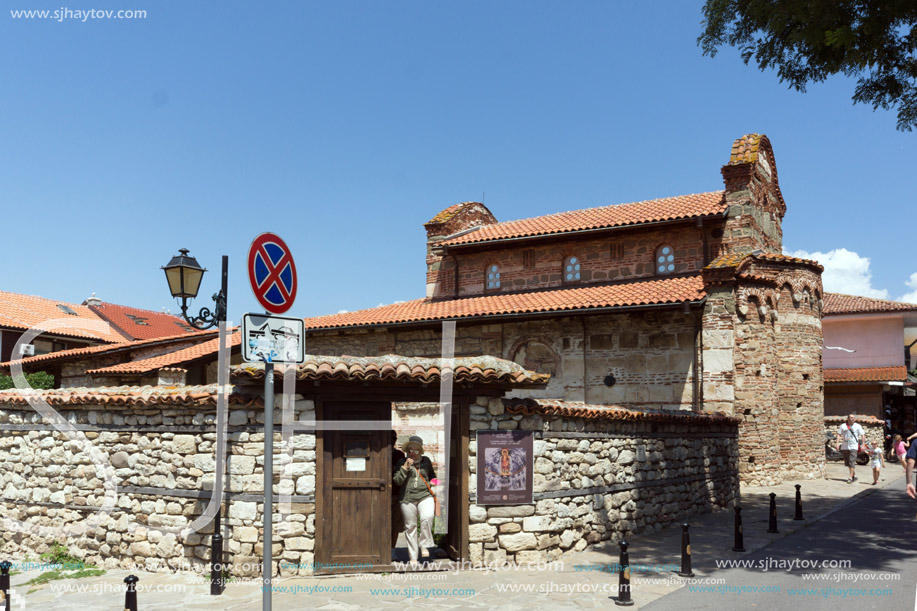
left=162, top=248, right=228, bottom=595
left=162, top=248, right=227, bottom=330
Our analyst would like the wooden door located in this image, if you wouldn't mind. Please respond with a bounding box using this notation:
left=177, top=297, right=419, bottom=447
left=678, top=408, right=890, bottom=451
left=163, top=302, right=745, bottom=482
left=319, top=401, right=391, bottom=572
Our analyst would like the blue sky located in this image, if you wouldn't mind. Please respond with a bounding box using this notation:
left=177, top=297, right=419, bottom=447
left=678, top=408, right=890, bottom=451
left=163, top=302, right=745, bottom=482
left=2, top=1, right=914, bottom=324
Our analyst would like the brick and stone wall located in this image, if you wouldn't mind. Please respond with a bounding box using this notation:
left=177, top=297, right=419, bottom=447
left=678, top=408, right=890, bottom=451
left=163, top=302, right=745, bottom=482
left=0, top=390, right=738, bottom=573
left=466, top=396, right=738, bottom=564
left=308, top=310, right=699, bottom=412
left=702, top=257, right=824, bottom=485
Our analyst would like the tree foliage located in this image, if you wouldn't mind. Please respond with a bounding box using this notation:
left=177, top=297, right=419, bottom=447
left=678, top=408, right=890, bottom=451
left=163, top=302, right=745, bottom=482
left=0, top=371, right=55, bottom=390
left=699, top=0, right=917, bottom=130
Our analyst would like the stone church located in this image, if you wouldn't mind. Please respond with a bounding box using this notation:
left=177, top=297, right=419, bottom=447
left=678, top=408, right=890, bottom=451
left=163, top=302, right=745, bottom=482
left=305, top=134, right=825, bottom=486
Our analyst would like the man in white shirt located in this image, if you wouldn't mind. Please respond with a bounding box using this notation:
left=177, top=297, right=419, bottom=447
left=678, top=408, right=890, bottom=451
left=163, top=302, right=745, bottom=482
left=837, top=414, right=865, bottom=484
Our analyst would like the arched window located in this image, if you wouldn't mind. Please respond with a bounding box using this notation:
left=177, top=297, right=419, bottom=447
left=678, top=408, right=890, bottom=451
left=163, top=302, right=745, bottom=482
left=655, top=245, right=675, bottom=274
left=564, top=256, right=581, bottom=282
left=486, top=264, right=501, bottom=290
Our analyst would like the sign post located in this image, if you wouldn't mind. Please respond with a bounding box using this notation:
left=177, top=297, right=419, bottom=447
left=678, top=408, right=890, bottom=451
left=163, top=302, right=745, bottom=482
left=246, top=233, right=299, bottom=611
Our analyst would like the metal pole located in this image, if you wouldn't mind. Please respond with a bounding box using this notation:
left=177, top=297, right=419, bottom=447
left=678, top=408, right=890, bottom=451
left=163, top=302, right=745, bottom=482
left=767, top=492, right=779, bottom=533
left=794, top=484, right=804, bottom=520
left=211, top=255, right=229, bottom=596
left=732, top=505, right=746, bottom=552
left=614, top=540, right=634, bottom=606
left=263, top=361, right=274, bottom=610
left=677, top=523, right=694, bottom=577
left=0, top=561, right=11, bottom=611
left=123, top=575, right=138, bottom=611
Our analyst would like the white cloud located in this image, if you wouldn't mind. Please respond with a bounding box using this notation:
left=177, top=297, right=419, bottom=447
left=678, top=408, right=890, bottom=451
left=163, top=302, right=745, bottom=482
left=337, top=309, right=350, bottom=314
left=897, top=273, right=917, bottom=304
left=785, top=248, right=889, bottom=299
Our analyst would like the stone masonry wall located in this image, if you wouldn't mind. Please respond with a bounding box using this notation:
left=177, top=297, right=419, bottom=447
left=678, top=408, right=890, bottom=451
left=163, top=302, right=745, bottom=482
left=308, top=310, right=698, bottom=412
left=466, top=396, right=738, bottom=564
left=0, top=397, right=318, bottom=578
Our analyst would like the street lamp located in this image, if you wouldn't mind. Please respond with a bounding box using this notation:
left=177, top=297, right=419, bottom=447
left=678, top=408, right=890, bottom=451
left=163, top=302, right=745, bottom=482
left=162, top=248, right=226, bottom=330
left=161, top=248, right=228, bottom=596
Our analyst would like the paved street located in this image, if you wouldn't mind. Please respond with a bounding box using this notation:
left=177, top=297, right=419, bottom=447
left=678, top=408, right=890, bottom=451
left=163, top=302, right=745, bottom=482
left=6, top=463, right=913, bottom=610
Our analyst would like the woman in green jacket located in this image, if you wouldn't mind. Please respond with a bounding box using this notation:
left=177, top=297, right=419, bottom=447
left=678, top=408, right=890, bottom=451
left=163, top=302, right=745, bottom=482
left=393, top=436, right=436, bottom=563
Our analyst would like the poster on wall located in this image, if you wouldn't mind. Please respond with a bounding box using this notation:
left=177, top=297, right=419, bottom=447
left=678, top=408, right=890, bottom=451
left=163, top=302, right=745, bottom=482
left=476, top=430, right=534, bottom=505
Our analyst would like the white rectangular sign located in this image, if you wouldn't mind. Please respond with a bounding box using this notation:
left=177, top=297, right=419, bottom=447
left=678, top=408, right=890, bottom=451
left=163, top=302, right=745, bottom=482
left=242, top=313, right=306, bottom=364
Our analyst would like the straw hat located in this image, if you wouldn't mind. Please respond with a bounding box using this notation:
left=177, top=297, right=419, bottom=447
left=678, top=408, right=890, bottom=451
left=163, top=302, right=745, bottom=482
left=402, top=436, right=424, bottom=455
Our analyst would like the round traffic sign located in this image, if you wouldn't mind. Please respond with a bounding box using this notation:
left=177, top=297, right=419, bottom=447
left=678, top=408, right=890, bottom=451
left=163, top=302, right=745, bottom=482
left=247, top=232, right=298, bottom=314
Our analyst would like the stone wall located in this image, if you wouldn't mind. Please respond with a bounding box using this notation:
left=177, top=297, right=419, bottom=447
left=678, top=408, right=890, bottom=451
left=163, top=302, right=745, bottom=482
left=0, top=396, right=318, bottom=578
left=308, top=310, right=699, bottom=412
left=466, top=397, right=738, bottom=564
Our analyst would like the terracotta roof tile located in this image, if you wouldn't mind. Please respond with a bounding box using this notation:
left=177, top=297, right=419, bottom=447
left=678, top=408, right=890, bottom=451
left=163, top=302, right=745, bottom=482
left=426, top=202, right=474, bottom=226
left=437, top=192, right=726, bottom=247
left=232, top=354, right=549, bottom=387
left=823, top=293, right=917, bottom=316
left=705, top=251, right=823, bottom=271
left=0, top=384, right=260, bottom=407
left=305, top=275, right=706, bottom=330
left=503, top=398, right=738, bottom=424
left=823, top=366, right=907, bottom=383
left=86, top=332, right=242, bottom=375
left=0, top=290, right=126, bottom=342
left=728, top=134, right=765, bottom=165
left=0, top=329, right=220, bottom=371
left=88, top=302, right=205, bottom=340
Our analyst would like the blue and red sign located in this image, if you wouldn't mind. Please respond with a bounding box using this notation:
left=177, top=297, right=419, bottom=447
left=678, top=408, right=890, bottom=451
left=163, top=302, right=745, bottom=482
left=247, top=232, right=298, bottom=315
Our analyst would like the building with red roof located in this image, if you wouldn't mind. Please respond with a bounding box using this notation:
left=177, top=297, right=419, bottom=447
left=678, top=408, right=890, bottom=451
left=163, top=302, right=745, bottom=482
left=305, top=134, right=826, bottom=486
left=822, top=293, right=917, bottom=433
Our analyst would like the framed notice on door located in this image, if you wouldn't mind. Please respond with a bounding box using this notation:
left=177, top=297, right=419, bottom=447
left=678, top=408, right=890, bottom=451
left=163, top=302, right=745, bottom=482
left=476, top=430, right=534, bottom=505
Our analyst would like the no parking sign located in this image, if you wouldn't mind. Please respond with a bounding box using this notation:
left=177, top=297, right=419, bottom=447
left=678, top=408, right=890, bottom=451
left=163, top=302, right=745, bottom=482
left=247, top=232, right=297, bottom=314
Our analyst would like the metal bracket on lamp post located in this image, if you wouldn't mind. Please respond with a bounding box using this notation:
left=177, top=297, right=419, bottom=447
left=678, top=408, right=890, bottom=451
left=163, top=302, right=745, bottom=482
left=178, top=257, right=228, bottom=330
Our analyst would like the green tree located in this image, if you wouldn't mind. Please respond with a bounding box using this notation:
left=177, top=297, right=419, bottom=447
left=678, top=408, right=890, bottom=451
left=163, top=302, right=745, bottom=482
left=699, top=0, right=917, bottom=130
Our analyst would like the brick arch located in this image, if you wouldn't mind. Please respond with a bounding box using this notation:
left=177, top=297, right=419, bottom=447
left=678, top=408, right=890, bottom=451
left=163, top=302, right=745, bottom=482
left=508, top=337, right=559, bottom=377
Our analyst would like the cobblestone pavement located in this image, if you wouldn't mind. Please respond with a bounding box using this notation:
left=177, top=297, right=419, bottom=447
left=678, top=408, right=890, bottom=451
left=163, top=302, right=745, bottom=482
left=6, top=463, right=905, bottom=610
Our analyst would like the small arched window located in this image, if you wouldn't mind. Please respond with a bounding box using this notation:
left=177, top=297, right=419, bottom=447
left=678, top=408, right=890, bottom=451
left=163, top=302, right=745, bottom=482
left=564, top=256, right=581, bottom=282
left=486, top=264, right=501, bottom=290
left=655, top=245, right=675, bottom=274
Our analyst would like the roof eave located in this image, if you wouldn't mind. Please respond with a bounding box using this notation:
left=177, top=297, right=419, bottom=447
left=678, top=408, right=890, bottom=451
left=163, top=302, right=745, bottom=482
left=306, top=297, right=707, bottom=333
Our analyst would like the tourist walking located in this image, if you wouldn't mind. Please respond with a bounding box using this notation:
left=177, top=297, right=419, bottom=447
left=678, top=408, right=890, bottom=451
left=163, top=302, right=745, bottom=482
left=870, top=444, right=884, bottom=484
left=837, top=414, right=865, bottom=484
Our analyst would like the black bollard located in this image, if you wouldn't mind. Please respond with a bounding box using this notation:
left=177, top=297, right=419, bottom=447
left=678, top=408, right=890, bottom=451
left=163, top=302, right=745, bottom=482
left=0, top=560, right=10, bottom=611
left=794, top=484, right=804, bottom=521
left=211, top=507, right=224, bottom=595
left=124, top=574, right=139, bottom=611
left=732, top=506, right=746, bottom=552
left=614, top=540, right=635, bottom=606
left=767, top=492, right=779, bottom=533
left=678, top=523, right=695, bottom=577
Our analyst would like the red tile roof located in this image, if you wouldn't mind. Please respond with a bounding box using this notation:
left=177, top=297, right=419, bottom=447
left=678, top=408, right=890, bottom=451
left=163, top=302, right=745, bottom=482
left=305, top=275, right=706, bottom=330
left=0, top=329, right=220, bottom=371
left=232, top=354, right=549, bottom=386
left=88, top=302, right=204, bottom=340
left=823, top=366, right=908, bottom=383
left=0, top=384, right=260, bottom=407
left=86, top=332, right=242, bottom=375
left=503, top=398, right=737, bottom=424
left=0, top=290, right=126, bottom=342
left=437, top=192, right=727, bottom=247
left=823, top=293, right=917, bottom=316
